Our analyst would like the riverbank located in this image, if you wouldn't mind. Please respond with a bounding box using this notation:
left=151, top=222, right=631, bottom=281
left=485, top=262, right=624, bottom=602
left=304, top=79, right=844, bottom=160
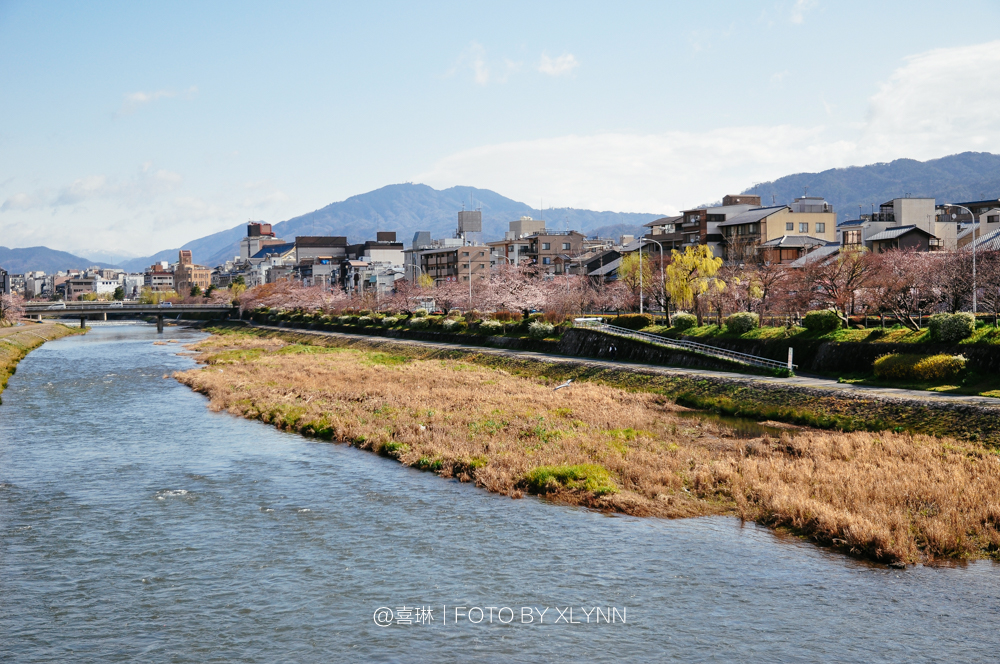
left=0, top=323, right=83, bottom=400
left=176, top=328, right=1000, bottom=564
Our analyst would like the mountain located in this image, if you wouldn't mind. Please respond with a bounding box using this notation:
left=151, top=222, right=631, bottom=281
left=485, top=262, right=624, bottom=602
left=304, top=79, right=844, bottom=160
left=121, top=184, right=663, bottom=270
left=744, top=152, right=1000, bottom=220
left=0, top=246, right=115, bottom=274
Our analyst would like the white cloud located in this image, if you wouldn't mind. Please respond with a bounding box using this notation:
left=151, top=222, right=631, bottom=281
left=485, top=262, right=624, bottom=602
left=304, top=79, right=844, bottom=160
left=790, top=0, right=818, bottom=24
left=1, top=164, right=184, bottom=212
left=417, top=127, right=856, bottom=214
left=862, top=40, right=1000, bottom=159
left=447, top=43, right=522, bottom=85
left=0, top=192, right=43, bottom=212
left=538, top=52, right=579, bottom=77
left=119, top=86, right=197, bottom=115
left=419, top=39, right=1000, bottom=213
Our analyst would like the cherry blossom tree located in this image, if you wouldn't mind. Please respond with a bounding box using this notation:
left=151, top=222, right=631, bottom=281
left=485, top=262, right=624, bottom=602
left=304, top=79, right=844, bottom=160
left=0, top=292, right=25, bottom=326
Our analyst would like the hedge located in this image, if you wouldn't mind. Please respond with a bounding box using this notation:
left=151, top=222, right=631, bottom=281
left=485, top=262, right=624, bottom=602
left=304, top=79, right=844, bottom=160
left=928, top=312, right=975, bottom=343
left=672, top=313, right=697, bottom=331
left=802, top=309, right=842, bottom=332
left=873, top=353, right=967, bottom=381
left=610, top=313, right=654, bottom=330
left=725, top=312, right=759, bottom=334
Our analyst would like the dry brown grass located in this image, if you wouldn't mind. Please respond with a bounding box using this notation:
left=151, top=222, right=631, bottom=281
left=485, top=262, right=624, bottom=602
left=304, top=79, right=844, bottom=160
left=176, top=335, right=1000, bottom=564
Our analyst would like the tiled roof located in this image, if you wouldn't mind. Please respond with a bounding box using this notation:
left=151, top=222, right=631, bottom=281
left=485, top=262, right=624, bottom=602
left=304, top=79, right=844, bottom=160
left=865, top=225, right=936, bottom=242
left=970, top=227, right=1000, bottom=251
left=788, top=243, right=841, bottom=268
left=759, top=235, right=828, bottom=248
left=588, top=257, right=621, bottom=277
left=643, top=214, right=682, bottom=228
left=717, top=206, right=788, bottom=227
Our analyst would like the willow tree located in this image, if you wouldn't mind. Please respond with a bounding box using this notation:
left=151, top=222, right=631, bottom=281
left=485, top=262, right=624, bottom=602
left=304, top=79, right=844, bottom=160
left=664, top=245, right=724, bottom=326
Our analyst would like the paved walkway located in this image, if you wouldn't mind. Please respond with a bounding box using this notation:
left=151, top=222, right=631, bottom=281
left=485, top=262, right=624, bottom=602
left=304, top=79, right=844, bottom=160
left=247, top=323, right=1000, bottom=408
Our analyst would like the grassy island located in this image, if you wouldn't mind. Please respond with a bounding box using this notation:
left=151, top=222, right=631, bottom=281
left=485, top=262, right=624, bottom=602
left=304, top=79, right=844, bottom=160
left=176, top=327, right=1000, bottom=565
left=0, top=324, right=83, bottom=400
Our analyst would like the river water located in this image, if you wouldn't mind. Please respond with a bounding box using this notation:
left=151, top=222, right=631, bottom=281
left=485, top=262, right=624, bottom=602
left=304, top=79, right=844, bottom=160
left=2, top=325, right=999, bottom=663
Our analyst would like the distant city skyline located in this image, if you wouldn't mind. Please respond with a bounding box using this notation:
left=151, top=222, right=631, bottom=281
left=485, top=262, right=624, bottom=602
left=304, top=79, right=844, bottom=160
left=2, top=0, right=1000, bottom=256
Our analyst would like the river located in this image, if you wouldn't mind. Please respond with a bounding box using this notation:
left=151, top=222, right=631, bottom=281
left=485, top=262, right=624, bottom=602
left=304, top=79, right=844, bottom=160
left=1, top=325, right=999, bottom=662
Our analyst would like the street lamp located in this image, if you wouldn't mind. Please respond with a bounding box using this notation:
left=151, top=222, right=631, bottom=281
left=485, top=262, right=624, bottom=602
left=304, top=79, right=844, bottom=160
left=945, top=203, right=977, bottom=315
left=640, top=237, right=666, bottom=319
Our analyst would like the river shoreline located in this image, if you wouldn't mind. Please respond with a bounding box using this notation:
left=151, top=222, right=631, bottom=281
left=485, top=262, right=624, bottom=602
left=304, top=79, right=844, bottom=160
left=0, top=323, right=84, bottom=400
left=175, top=327, right=1000, bottom=565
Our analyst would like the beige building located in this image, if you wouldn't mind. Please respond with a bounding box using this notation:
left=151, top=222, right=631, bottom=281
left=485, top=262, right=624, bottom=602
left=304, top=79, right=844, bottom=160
left=720, top=204, right=837, bottom=262
left=173, top=250, right=212, bottom=294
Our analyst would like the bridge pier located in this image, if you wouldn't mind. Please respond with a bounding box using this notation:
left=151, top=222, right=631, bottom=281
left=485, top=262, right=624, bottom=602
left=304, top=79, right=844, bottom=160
left=156, top=315, right=164, bottom=333
left=102, top=312, right=107, bottom=321
left=80, top=317, right=86, bottom=329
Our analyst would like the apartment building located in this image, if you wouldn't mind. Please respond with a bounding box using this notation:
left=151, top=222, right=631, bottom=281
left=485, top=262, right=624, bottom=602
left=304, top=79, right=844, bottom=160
left=720, top=198, right=837, bottom=262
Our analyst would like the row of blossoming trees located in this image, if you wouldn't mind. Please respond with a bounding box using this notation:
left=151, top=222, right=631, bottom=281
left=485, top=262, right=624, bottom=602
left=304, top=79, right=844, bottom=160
left=237, top=245, right=1000, bottom=328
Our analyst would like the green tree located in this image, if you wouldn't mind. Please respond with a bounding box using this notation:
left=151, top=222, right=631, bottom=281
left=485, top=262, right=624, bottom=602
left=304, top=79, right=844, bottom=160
left=190, top=285, right=202, bottom=297
left=664, top=245, right=725, bottom=326
left=113, top=286, right=125, bottom=301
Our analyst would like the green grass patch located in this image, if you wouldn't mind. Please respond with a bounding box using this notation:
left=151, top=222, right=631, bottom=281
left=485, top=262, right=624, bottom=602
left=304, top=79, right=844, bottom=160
left=363, top=352, right=409, bottom=367
left=523, top=463, right=618, bottom=496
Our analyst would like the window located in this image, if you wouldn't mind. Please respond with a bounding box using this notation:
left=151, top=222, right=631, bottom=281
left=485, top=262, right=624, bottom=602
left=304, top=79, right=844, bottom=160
left=462, top=251, right=469, bottom=257
left=989, top=215, right=999, bottom=224
left=542, top=257, right=551, bottom=265
left=786, top=222, right=794, bottom=231
left=507, top=245, right=513, bottom=251
left=799, top=223, right=808, bottom=233
left=562, top=242, right=571, bottom=250
left=542, top=243, right=551, bottom=250
left=816, top=222, right=826, bottom=233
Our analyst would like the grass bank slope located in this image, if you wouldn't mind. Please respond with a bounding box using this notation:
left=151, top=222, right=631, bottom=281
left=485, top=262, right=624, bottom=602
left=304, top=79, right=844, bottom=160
left=0, top=324, right=83, bottom=400
left=177, top=331, right=1000, bottom=565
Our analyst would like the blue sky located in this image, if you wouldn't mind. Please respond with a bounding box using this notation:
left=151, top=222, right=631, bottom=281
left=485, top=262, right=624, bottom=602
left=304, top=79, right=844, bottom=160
left=2, top=0, right=1000, bottom=259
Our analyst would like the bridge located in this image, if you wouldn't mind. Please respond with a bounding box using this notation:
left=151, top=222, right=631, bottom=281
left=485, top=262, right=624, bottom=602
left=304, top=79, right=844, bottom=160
left=23, top=303, right=236, bottom=332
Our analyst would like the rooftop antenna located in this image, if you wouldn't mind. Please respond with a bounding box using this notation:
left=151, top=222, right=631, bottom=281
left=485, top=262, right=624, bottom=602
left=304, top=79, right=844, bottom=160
left=804, top=186, right=808, bottom=197
left=772, top=194, right=776, bottom=205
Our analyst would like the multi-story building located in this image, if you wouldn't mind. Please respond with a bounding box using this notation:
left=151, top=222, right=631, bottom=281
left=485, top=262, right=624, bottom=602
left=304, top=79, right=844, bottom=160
left=173, top=250, right=212, bottom=294
left=412, top=245, right=491, bottom=287
left=144, top=262, right=175, bottom=292
left=485, top=217, right=586, bottom=274
left=719, top=198, right=837, bottom=262
left=642, top=215, right=684, bottom=252
left=1, top=266, right=10, bottom=295
left=239, top=223, right=286, bottom=260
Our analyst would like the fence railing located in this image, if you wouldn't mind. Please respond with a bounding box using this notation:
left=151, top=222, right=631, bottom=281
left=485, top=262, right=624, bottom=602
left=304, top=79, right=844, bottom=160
left=574, top=319, right=796, bottom=372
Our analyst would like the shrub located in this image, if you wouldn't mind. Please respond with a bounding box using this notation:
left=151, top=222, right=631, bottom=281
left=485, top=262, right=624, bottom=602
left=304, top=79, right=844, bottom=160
left=447, top=308, right=462, bottom=316
left=358, top=309, right=372, bottom=316
left=610, top=313, right=654, bottom=330
left=357, top=316, right=373, bottom=326
left=408, top=317, right=430, bottom=329
left=528, top=320, right=555, bottom=339
left=725, top=312, right=760, bottom=334
left=802, top=309, right=842, bottom=332
left=928, top=312, right=975, bottom=343
left=672, top=313, right=697, bottom=331
left=382, top=316, right=399, bottom=327
left=412, top=308, right=428, bottom=318
left=338, top=315, right=354, bottom=325
left=479, top=319, right=504, bottom=334
left=873, top=353, right=967, bottom=381
left=442, top=318, right=467, bottom=333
